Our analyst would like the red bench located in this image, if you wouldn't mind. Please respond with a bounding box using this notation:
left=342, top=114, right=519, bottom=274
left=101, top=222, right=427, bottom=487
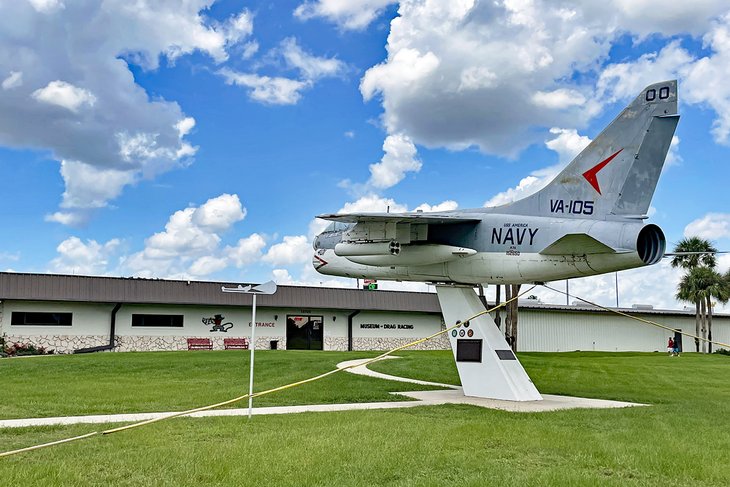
left=187, top=338, right=212, bottom=350
left=223, top=338, right=249, bottom=350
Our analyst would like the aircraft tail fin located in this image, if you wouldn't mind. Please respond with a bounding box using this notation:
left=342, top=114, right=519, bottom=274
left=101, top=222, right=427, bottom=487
left=504, top=80, right=679, bottom=219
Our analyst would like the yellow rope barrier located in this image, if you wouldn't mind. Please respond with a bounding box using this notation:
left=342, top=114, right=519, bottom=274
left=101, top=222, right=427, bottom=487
left=0, top=432, right=99, bottom=458
left=0, top=285, right=535, bottom=458
left=542, top=284, right=730, bottom=350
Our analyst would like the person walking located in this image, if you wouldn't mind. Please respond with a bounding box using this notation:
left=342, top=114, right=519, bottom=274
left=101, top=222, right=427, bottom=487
left=667, top=337, right=675, bottom=356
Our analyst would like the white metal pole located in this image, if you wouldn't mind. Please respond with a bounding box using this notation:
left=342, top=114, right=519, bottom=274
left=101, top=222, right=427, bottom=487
left=248, top=293, right=257, bottom=419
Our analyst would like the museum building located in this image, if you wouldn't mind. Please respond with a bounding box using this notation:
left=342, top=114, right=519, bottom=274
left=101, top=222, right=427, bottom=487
left=1, top=272, right=728, bottom=354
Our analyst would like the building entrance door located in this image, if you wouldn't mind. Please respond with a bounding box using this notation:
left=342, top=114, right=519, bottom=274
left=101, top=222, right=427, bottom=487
left=286, top=315, right=324, bottom=350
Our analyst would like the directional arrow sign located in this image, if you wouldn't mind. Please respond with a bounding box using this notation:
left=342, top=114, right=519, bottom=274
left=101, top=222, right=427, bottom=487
left=220, top=280, right=277, bottom=419
left=221, top=280, right=277, bottom=295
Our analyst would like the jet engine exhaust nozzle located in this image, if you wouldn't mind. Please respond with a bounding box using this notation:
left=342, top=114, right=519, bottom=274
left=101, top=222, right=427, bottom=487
left=637, top=224, right=665, bottom=265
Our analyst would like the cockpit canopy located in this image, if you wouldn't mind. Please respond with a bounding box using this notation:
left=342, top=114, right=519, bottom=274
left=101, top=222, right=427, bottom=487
left=314, top=221, right=352, bottom=250
left=323, top=221, right=351, bottom=233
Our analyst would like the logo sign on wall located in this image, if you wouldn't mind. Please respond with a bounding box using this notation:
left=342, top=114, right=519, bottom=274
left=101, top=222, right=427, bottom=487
left=202, top=314, right=233, bottom=332
left=363, top=279, right=378, bottom=290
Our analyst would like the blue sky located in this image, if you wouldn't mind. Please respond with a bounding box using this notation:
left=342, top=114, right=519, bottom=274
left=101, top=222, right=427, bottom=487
left=1, top=0, right=729, bottom=311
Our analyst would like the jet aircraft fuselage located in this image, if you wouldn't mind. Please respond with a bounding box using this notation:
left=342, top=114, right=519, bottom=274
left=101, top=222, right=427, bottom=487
left=313, top=80, right=678, bottom=286
left=313, top=212, right=664, bottom=284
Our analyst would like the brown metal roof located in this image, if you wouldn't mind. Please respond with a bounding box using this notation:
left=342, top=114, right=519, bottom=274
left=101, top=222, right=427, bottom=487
left=1, top=272, right=724, bottom=318
left=0, top=272, right=442, bottom=313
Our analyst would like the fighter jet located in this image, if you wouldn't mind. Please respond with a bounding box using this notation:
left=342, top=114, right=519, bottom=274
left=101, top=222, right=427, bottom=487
left=313, top=80, right=679, bottom=286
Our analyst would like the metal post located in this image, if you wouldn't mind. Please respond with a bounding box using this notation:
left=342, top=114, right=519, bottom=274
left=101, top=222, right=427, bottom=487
left=566, top=280, right=569, bottom=305
left=615, top=272, right=619, bottom=308
left=220, top=281, right=276, bottom=421
left=248, top=293, right=256, bottom=419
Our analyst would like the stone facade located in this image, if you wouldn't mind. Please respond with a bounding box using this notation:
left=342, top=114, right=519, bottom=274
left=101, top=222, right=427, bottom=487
left=324, top=336, right=349, bottom=351
left=3, top=333, right=450, bottom=353
left=3, top=334, right=109, bottom=354
left=1, top=334, right=289, bottom=353
left=253, top=336, right=286, bottom=350
left=353, top=333, right=451, bottom=351
left=115, top=335, right=189, bottom=352
left=117, top=335, right=286, bottom=351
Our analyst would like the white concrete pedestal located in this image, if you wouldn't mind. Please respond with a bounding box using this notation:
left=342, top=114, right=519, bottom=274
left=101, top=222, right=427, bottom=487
left=436, top=285, right=542, bottom=401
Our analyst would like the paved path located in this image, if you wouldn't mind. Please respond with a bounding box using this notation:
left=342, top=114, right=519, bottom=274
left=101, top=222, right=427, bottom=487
left=337, top=357, right=645, bottom=412
left=336, top=357, right=459, bottom=389
left=0, top=357, right=644, bottom=429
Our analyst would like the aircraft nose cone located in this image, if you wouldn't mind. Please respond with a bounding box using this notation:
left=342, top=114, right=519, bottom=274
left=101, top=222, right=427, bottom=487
left=312, top=250, right=328, bottom=270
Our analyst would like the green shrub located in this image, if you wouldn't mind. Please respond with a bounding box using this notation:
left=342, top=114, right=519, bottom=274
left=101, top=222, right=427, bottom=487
left=713, top=348, right=730, bottom=356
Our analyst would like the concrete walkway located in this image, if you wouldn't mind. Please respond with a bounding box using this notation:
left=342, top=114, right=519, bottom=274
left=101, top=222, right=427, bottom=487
left=0, top=357, right=645, bottom=429
left=337, top=357, right=645, bottom=412
left=337, top=357, right=460, bottom=389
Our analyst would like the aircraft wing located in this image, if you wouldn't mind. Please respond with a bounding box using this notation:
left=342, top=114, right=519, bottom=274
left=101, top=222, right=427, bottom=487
left=539, top=233, right=630, bottom=255
left=317, top=212, right=481, bottom=225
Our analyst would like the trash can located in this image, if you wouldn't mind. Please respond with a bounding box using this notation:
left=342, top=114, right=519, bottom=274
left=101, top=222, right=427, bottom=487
left=270, top=340, right=278, bottom=350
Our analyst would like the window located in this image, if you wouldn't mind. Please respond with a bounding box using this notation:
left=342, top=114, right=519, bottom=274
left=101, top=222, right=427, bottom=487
left=11, top=312, right=72, bottom=326
left=131, top=314, right=183, bottom=327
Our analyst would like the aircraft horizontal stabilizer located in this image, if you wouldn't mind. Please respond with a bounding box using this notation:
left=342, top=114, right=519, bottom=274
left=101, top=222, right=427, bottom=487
left=539, top=233, right=624, bottom=256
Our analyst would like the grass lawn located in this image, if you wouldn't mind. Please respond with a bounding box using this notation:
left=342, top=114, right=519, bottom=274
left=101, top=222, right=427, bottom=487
left=1, top=350, right=444, bottom=419
left=1, top=350, right=729, bottom=486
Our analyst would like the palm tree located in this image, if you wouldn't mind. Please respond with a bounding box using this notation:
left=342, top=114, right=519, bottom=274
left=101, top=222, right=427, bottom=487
left=672, top=237, right=718, bottom=352
left=704, top=270, right=730, bottom=353
left=676, top=266, right=730, bottom=353
left=671, top=237, right=717, bottom=270
left=676, top=269, right=704, bottom=352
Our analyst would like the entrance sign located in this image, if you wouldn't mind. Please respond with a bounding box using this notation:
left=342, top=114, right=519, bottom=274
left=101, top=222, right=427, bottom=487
left=221, top=281, right=277, bottom=419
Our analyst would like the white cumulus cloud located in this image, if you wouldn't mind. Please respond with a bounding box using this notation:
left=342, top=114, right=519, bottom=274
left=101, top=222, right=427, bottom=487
left=684, top=213, right=730, bottom=240
left=56, top=160, right=137, bottom=210
left=263, top=235, right=312, bottom=266
left=218, top=69, right=310, bottom=105
left=192, top=193, right=247, bottom=232
left=32, top=80, right=96, bottom=113
left=188, top=255, right=229, bottom=277
left=294, top=0, right=397, bottom=30
left=412, top=200, right=458, bottom=212
left=49, top=237, right=120, bottom=275
left=122, top=193, right=248, bottom=279
left=485, top=127, right=592, bottom=207
left=2, top=71, right=22, bottom=90
left=598, top=15, right=730, bottom=145
left=226, top=234, right=267, bottom=268
left=0, top=2, right=253, bottom=224
left=544, top=127, right=592, bottom=164
left=28, top=0, right=64, bottom=14
left=279, top=37, right=346, bottom=80
left=359, top=0, right=730, bottom=158
left=367, top=133, right=421, bottom=189
left=218, top=37, right=345, bottom=105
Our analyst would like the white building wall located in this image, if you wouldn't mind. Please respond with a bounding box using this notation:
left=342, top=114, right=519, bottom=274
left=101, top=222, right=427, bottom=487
left=517, top=309, right=730, bottom=352
left=3, top=300, right=114, bottom=336
left=0, top=301, right=354, bottom=352
left=352, top=311, right=449, bottom=350
left=2, top=298, right=728, bottom=354
left=1, top=301, right=112, bottom=352
left=711, top=317, right=730, bottom=352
